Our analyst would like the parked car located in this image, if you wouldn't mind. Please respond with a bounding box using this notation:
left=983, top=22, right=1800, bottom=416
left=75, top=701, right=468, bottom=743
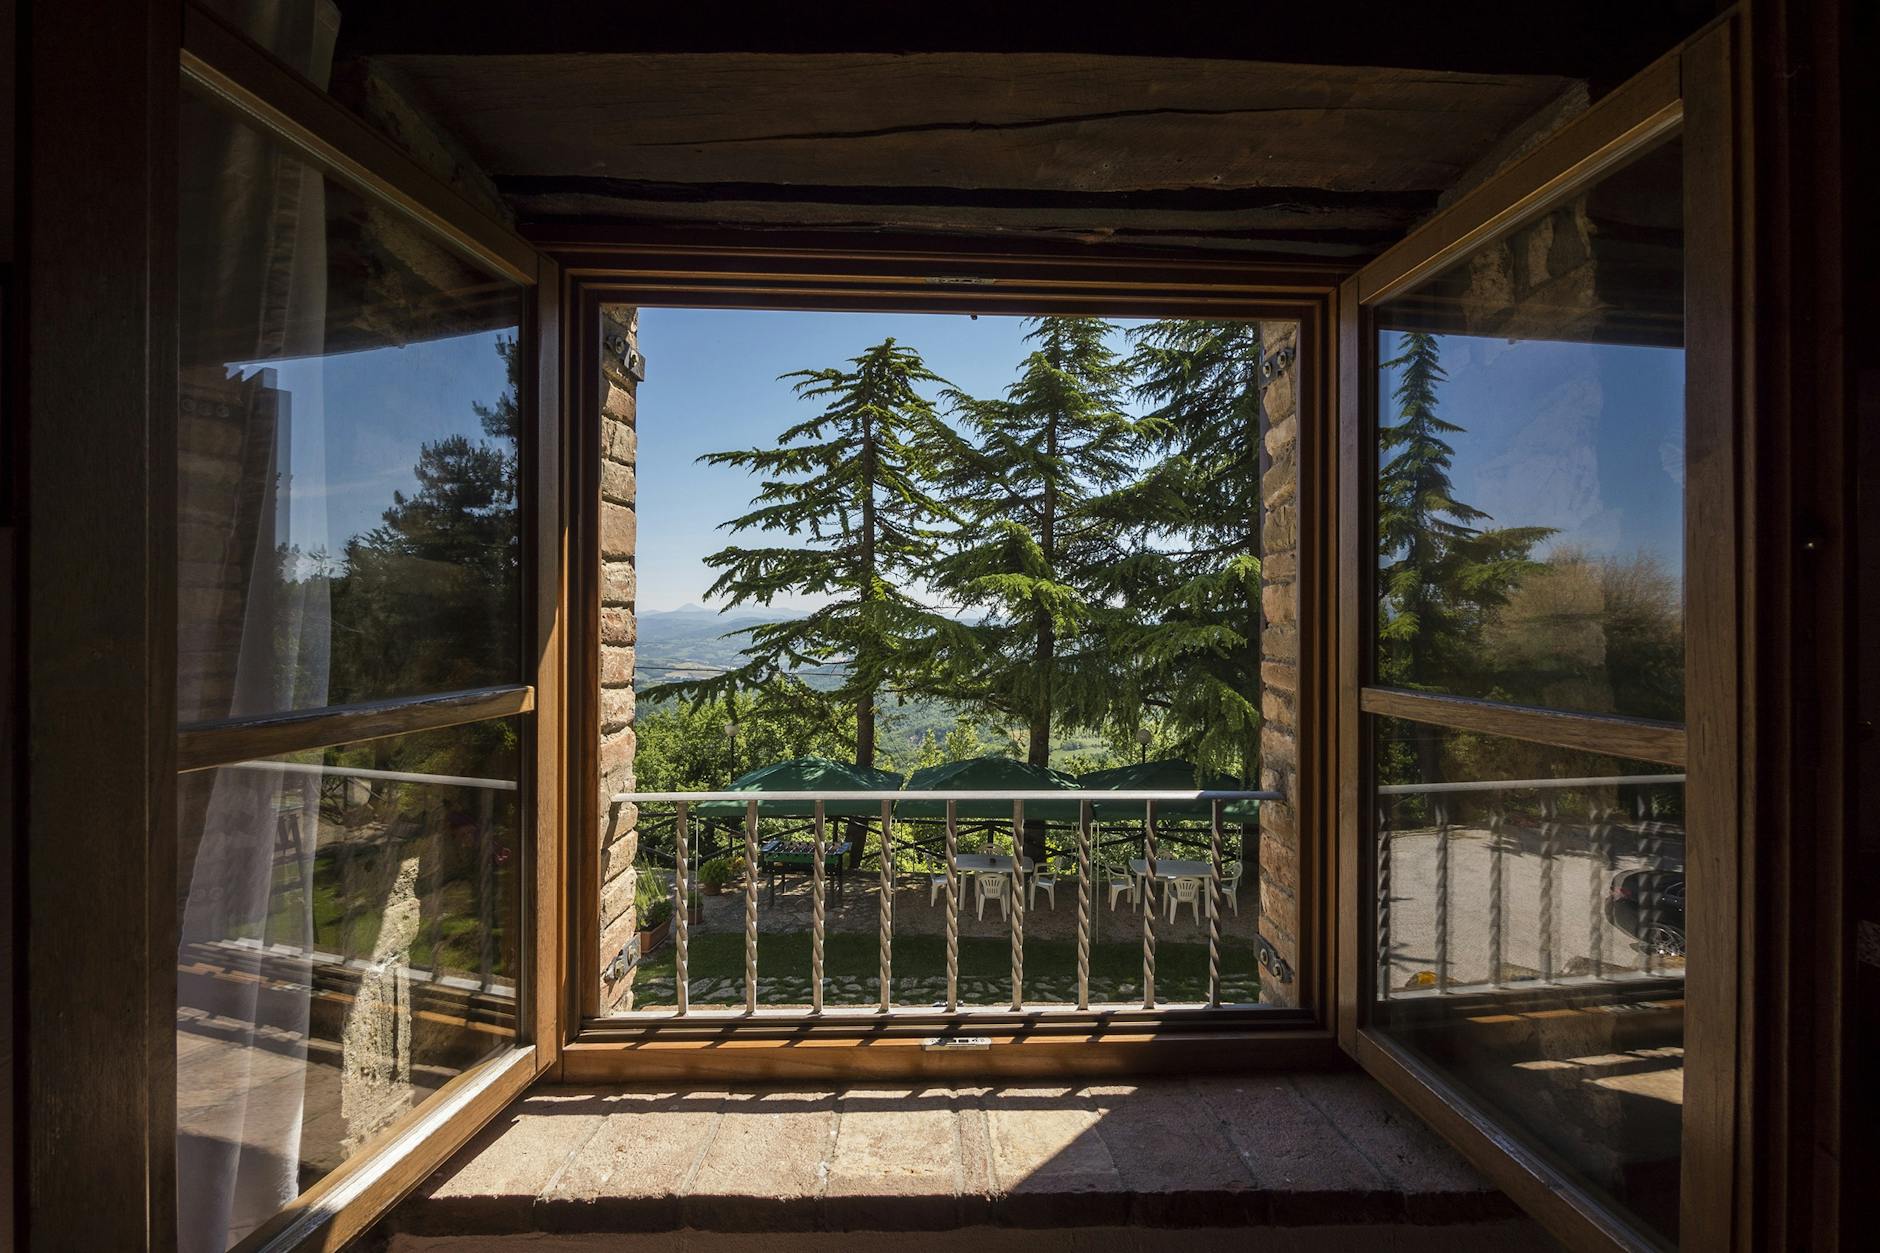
left=1606, top=869, right=1686, bottom=957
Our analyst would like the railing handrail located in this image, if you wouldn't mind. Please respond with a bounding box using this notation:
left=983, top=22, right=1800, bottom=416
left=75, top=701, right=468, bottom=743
left=222, top=759, right=518, bottom=792
left=611, top=788, right=1278, bottom=804
left=1376, top=773, right=1683, bottom=797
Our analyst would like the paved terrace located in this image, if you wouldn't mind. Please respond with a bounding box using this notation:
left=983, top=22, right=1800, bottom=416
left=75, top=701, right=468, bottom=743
left=378, top=1075, right=1553, bottom=1250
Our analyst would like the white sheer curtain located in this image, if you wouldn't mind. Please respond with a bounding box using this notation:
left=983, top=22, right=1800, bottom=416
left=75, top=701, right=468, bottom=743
left=177, top=5, right=340, bottom=1248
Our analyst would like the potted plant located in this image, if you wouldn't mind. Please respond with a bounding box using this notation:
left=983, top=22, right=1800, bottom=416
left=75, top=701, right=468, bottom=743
left=635, top=873, right=672, bottom=955
left=699, top=856, right=733, bottom=896
left=686, top=888, right=705, bottom=926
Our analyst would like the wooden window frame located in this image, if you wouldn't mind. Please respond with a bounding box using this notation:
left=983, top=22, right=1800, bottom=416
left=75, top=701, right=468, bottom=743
left=20, top=4, right=567, bottom=1250
left=538, top=235, right=1350, bottom=1079
left=1334, top=20, right=1749, bottom=1253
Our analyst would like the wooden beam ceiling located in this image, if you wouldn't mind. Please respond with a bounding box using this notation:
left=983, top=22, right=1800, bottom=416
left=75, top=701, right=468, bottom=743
left=365, top=52, right=1579, bottom=257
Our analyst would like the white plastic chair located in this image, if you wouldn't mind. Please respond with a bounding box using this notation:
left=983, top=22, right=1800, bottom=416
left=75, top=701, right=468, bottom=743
left=976, top=872, right=1010, bottom=920
left=1030, top=857, right=1072, bottom=910
left=1166, top=876, right=1203, bottom=924
left=929, top=870, right=950, bottom=906
left=1219, top=861, right=1242, bottom=914
left=1105, top=867, right=1135, bottom=910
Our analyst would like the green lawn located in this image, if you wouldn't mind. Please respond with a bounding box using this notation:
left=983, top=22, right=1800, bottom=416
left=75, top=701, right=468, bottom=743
left=630, top=929, right=1261, bottom=1008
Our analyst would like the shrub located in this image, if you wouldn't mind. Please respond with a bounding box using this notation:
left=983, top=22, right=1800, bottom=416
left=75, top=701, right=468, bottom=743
left=699, top=857, right=735, bottom=890
left=641, top=896, right=672, bottom=930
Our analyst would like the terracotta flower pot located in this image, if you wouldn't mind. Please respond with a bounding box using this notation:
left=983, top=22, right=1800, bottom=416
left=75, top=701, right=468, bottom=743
left=637, top=918, right=670, bottom=955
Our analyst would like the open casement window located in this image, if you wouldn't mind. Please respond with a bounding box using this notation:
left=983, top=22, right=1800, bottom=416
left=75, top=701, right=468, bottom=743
left=552, top=267, right=1341, bottom=1079
left=1336, top=21, right=1743, bottom=1253
left=168, top=10, right=565, bottom=1251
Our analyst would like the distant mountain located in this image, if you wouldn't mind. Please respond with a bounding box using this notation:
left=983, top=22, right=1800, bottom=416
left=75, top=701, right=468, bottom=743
left=634, top=605, right=813, bottom=686
left=632, top=605, right=1113, bottom=762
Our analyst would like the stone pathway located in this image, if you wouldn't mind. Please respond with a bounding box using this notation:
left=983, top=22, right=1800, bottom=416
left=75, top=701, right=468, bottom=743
left=634, top=971, right=1263, bottom=1009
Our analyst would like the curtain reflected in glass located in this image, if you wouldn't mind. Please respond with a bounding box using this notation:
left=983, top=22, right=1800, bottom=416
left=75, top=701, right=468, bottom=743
left=175, top=725, right=520, bottom=1247
left=176, top=85, right=527, bottom=1251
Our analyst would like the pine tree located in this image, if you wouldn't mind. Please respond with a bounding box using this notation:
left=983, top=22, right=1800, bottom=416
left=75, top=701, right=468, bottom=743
left=1375, top=330, right=1552, bottom=781
left=640, top=339, right=953, bottom=774
left=922, top=317, right=1142, bottom=852
left=1102, top=319, right=1269, bottom=780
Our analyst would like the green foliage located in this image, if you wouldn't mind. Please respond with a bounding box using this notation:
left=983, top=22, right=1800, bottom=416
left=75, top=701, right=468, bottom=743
left=1376, top=331, right=1553, bottom=694
left=330, top=340, right=521, bottom=704
left=920, top=317, right=1146, bottom=770
left=1102, top=319, right=1271, bottom=779
left=633, top=678, right=857, bottom=791
left=642, top=340, right=956, bottom=770
left=1374, top=331, right=1552, bottom=786
left=698, top=856, right=738, bottom=889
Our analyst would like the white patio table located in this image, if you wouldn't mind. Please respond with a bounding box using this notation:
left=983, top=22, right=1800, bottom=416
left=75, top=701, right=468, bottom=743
left=1128, top=857, right=1214, bottom=882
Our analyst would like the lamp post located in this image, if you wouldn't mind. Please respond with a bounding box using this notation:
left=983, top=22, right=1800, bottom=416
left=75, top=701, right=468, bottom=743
left=1135, top=726, right=1153, bottom=764
left=724, top=720, right=741, bottom=781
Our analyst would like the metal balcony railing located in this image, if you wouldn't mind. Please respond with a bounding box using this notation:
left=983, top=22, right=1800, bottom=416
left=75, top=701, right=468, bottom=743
left=609, top=789, right=1278, bottom=1016
left=220, top=758, right=517, bottom=992
left=1374, top=773, right=1686, bottom=1000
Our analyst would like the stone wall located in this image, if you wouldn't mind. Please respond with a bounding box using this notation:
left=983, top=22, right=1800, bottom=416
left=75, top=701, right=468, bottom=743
left=1257, top=320, right=1302, bottom=1008
left=596, top=306, right=643, bottom=1011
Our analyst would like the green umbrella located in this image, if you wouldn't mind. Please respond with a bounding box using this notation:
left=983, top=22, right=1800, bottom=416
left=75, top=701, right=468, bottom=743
left=896, top=755, right=1084, bottom=821
left=1076, top=759, right=1261, bottom=821
left=691, top=755, right=903, bottom=819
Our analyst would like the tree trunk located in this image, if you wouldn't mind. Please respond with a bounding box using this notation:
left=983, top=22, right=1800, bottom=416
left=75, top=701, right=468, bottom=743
left=849, top=404, right=878, bottom=865
left=1022, top=394, right=1060, bottom=863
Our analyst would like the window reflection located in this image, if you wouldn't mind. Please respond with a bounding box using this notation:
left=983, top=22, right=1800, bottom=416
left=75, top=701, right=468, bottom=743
left=1370, top=718, right=1685, bottom=1239
left=1374, top=138, right=1684, bottom=722
left=176, top=721, right=520, bottom=1249
left=178, top=93, right=524, bottom=724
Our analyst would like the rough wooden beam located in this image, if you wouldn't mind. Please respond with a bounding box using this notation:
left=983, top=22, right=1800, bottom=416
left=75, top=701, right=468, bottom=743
left=375, top=53, right=1572, bottom=200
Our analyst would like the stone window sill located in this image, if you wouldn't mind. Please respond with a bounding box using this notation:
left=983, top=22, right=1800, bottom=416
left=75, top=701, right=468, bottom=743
left=378, top=1072, right=1550, bottom=1248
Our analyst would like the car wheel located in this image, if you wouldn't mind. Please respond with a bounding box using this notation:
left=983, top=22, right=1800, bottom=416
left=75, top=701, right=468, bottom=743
left=1638, top=923, right=1685, bottom=958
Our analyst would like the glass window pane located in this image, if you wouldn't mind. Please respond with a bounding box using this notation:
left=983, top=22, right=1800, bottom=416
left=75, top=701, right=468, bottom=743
left=1373, top=137, right=1684, bottom=721
left=178, top=91, right=525, bottom=724
left=1370, top=717, right=1686, bottom=1242
left=176, top=719, right=521, bottom=1251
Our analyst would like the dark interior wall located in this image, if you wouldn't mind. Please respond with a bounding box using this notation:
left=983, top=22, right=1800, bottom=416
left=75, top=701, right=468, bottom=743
left=3, top=0, right=18, bottom=1240
left=1847, top=0, right=1877, bottom=1232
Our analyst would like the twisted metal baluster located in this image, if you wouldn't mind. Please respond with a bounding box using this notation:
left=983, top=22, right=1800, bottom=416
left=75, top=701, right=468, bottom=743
left=878, top=799, right=894, bottom=1013
left=675, top=801, right=690, bottom=1016
left=1142, top=803, right=1159, bottom=1008
left=1076, top=801, right=1093, bottom=1010
left=945, top=800, right=960, bottom=1011
left=1539, top=794, right=1559, bottom=984
left=1010, top=799, right=1025, bottom=1010
left=744, top=800, right=759, bottom=1014
left=1376, top=803, right=1393, bottom=1000
left=1435, top=798, right=1451, bottom=993
left=477, top=788, right=495, bottom=990
left=811, top=800, right=826, bottom=1014
left=1208, top=799, right=1223, bottom=1007
left=1588, top=809, right=1611, bottom=980
left=1639, top=798, right=1662, bottom=976
left=1488, top=800, right=1505, bottom=988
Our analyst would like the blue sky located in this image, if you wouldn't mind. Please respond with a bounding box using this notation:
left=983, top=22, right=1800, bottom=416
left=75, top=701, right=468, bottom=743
left=1377, top=329, right=1685, bottom=582
left=635, top=309, right=1139, bottom=613
left=243, top=328, right=516, bottom=569
left=237, top=312, right=1686, bottom=615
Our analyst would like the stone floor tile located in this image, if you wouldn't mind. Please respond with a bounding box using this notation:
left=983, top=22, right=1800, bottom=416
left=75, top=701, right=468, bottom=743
left=681, top=1088, right=841, bottom=1231
left=537, top=1089, right=729, bottom=1231
left=1187, top=1074, right=1402, bottom=1224
left=1083, top=1082, right=1261, bottom=1226
left=822, top=1087, right=970, bottom=1229
left=983, top=1084, right=1128, bottom=1226
left=411, top=1090, right=610, bottom=1233
left=1290, top=1072, right=1516, bottom=1220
